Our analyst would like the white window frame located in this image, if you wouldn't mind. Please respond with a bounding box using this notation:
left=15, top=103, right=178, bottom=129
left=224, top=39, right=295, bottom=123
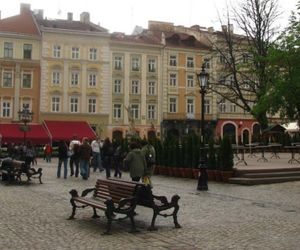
left=1, top=100, right=12, bottom=118
left=169, top=55, right=177, bottom=66
left=148, top=81, right=156, bottom=95
left=53, top=45, right=61, bottom=58
left=148, top=58, right=156, bottom=72
left=23, top=44, right=32, bottom=59
left=131, top=57, right=140, bottom=71
left=131, top=80, right=140, bottom=94
left=51, top=96, right=60, bottom=112
left=130, top=104, right=140, bottom=119
left=4, top=42, right=13, bottom=58
left=169, top=73, right=177, bottom=87
left=52, top=71, right=61, bottom=85
left=187, top=98, right=195, bottom=114
left=113, top=103, right=122, bottom=119
left=71, top=47, right=80, bottom=59
left=89, top=48, right=97, bottom=61
left=204, top=99, right=211, bottom=114
left=22, top=71, right=32, bottom=89
left=114, top=56, right=123, bottom=70
left=71, top=72, right=79, bottom=86
left=2, top=70, right=13, bottom=88
left=187, top=56, right=194, bottom=68
left=114, top=79, right=122, bottom=94
left=169, top=97, right=177, bottom=113
left=88, top=97, right=96, bottom=113
left=147, top=104, right=156, bottom=120
left=187, top=74, right=194, bottom=88
left=70, top=96, right=79, bottom=113
left=88, top=73, right=97, bottom=87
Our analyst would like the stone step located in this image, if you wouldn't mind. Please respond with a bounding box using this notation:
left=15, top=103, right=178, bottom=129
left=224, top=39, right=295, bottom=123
left=242, top=171, right=300, bottom=178
left=228, top=176, right=300, bottom=185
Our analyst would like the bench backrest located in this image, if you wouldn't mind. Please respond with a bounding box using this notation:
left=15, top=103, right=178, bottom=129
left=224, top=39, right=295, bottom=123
left=94, top=178, right=137, bottom=203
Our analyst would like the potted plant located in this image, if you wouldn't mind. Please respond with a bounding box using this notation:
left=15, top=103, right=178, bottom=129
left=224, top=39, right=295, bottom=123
left=219, top=136, right=234, bottom=182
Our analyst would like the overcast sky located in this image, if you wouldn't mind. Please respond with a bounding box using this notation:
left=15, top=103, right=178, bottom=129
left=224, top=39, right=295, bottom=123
left=1, top=0, right=298, bottom=34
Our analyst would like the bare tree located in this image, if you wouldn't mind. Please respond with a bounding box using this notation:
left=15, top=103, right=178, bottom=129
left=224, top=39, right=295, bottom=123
left=206, top=0, right=281, bottom=129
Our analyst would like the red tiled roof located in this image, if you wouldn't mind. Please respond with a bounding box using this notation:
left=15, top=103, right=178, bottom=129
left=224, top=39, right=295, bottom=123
left=0, top=11, right=40, bottom=36
left=44, top=120, right=96, bottom=142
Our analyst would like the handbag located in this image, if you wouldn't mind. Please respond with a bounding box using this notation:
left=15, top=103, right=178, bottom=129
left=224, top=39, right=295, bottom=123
left=142, top=176, right=152, bottom=186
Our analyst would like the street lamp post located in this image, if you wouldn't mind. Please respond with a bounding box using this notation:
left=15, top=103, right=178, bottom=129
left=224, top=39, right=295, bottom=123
left=196, top=64, right=209, bottom=191
left=18, top=107, right=33, bottom=144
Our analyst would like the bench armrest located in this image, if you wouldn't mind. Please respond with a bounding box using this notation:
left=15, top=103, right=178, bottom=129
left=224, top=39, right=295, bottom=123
left=152, top=195, right=169, bottom=205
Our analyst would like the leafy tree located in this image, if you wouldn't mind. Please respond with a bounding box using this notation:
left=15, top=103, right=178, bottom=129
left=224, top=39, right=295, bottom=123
left=268, top=1, right=300, bottom=125
left=206, top=0, right=281, bottom=129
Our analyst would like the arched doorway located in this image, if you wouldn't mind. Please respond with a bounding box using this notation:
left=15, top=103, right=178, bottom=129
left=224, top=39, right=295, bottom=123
left=242, top=129, right=249, bottom=144
left=112, top=130, right=123, bottom=141
left=252, top=123, right=261, bottom=143
left=223, top=123, right=236, bottom=143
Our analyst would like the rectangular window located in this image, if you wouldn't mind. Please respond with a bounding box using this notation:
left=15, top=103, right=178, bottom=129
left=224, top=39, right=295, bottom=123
left=89, top=48, right=97, bottom=61
left=88, top=73, right=96, bottom=87
left=187, top=75, right=194, bottom=88
left=4, top=42, right=13, bottom=58
left=70, top=97, right=79, bottom=113
left=113, top=104, right=122, bottom=119
left=204, top=58, right=210, bottom=69
left=114, top=79, right=122, bottom=94
left=23, top=44, right=32, bottom=59
left=219, top=99, right=226, bottom=113
left=114, top=56, right=123, bottom=70
left=71, top=47, right=79, bottom=59
left=169, top=55, right=177, bottom=66
left=169, top=73, right=177, bottom=87
left=131, top=57, right=140, bottom=71
left=52, top=72, right=60, bottom=85
left=88, top=98, right=96, bottom=113
left=169, top=97, right=177, bottom=113
left=148, top=81, right=156, bottom=95
left=2, top=101, right=11, bottom=117
left=130, top=104, right=139, bottom=119
left=131, top=80, right=139, bottom=94
left=187, top=99, right=194, bottom=114
left=2, top=71, right=13, bottom=87
left=22, top=73, right=32, bottom=88
left=230, top=102, right=236, bottom=113
left=148, top=58, right=156, bottom=72
left=147, top=104, right=156, bottom=120
left=51, top=97, right=60, bottom=112
left=53, top=45, right=61, bottom=58
left=187, top=56, right=194, bottom=68
left=204, top=99, right=210, bottom=114
left=71, top=72, right=79, bottom=86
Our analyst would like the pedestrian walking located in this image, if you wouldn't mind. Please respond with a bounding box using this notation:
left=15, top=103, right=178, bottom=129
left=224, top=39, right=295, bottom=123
left=113, top=143, right=123, bottom=178
left=69, top=135, right=81, bottom=176
left=101, top=137, right=114, bottom=178
left=124, top=141, right=146, bottom=182
left=57, top=140, right=69, bottom=179
left=78, top=137, right=92, bottom=180
left=91, top=136, right=104, bottom=172
left=44, top=143, right=53, bottom=163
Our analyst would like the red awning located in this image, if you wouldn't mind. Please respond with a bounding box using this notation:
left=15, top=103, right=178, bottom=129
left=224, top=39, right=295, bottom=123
left=44, top=120, right=96, bottom=142
left=0, top=123, right=51, bottom=145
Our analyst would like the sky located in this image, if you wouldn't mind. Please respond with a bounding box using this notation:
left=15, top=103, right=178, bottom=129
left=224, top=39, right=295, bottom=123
left=0, top=0, right=298, bottom=34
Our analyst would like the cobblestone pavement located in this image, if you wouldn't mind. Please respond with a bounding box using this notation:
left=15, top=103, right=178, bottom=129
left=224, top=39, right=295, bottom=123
left=0, top=158, right=299, bottom=250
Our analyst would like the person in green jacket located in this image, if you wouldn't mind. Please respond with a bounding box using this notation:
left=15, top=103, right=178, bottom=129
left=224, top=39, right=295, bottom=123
left=124, top=141, right=146, bottom=182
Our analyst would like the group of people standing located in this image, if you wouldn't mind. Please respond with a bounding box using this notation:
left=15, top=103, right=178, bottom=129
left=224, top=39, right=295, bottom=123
left=56, top=135, right=156, bottom=185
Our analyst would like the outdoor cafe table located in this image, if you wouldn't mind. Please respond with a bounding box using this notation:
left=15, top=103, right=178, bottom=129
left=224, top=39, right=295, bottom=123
left=268, top=143, right=282, bottom=159
left=255, top=145, right=269, bottom=162
left=284, top=146, right=300, bottom=164
left=245, top=143, right=260, bottom=158
left=233, top=145, right=247, bottom=166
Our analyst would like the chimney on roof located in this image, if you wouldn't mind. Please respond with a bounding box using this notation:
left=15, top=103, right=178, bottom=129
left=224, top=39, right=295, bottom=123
left=67, top=12, right=73, bottom=21
left=20, top=3, right=31, bottom=14
left=34, top=9, right=44, bottom=19
left=80, top=12, right=90, bottom=24
left=221, top=25, right=227, bottom=33
left=228, top=24, right=234, bottom=34
left=207, top=27, right=214, bottom=33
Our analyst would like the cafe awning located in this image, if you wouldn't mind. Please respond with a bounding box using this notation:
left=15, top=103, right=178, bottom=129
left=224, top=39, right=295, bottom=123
left=44, top=120, right=96, bottom=142
left=0, top=123, right=51, bottom=145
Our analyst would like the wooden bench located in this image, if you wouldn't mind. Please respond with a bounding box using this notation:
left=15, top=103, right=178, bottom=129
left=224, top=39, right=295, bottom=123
left=68, top=178, right=140, bottom=235
left=0, top=158, right=43, bottom=184
left=110, top=178, right=181, bottom=231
